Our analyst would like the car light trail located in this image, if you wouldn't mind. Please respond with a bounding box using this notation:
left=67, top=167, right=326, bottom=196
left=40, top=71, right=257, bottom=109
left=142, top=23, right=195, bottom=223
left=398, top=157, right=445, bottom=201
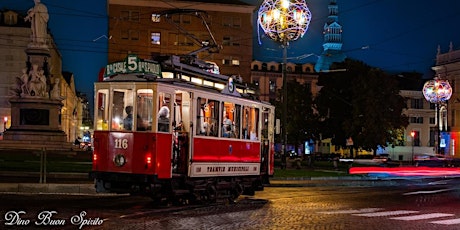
left=349, top=166, right=460, bottom=177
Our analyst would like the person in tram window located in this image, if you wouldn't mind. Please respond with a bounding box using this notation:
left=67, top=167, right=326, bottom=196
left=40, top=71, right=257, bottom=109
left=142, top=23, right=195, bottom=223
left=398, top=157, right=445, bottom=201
left=222, top=114, right=233, bottom=137
left=158, top=104, right=170, bottom=132
left=123, top=106, right=133, bottom=131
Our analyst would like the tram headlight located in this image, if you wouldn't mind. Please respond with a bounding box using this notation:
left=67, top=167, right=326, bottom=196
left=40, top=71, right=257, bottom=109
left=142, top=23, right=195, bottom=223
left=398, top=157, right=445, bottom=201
left=113, top=154, right=126, bottom=167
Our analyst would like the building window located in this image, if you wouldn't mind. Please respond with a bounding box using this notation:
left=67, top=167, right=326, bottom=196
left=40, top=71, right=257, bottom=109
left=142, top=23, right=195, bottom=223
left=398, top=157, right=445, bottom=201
left=410, top=98, right=423, bottom=109
left=182, top=15, right=191, bottom=24
left=151, top=14, right=161, bottom=22
left=172, top=15, right=180, bottom=23
left=222, top=16, right=241, bottom=27
left=231, top=59, right=240, bottom=66
left=151, top=32, right=160, bottom=45
left=122, top=11, right=139, bottom=21
left=410, top=117, right=423, bottom=124
left=253, top=79, right=259, bottom=87
left=223, top=16, right=232, bottom=26
left=233, top=17, right=241, bottom=27
left=222, top=36, right=231, bottom=46
left=429, top=117, right=435, bottom=124
left=222, top=58, right=231, bottom=65
left=429, top=129, right=435, bottom=147
left=121, top=30, right=129, bottom=40
left=131, top=11, right=139, bottom=21
left=269, top=80, right=276, bottom=93
left=130, top=30, right=139, bottom=40
left=412, top=130, right=420, bottom=146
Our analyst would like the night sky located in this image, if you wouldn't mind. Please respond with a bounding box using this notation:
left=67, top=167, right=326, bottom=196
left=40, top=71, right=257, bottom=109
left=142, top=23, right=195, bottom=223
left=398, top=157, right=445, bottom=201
left=3, top=0, right=460, bottom=106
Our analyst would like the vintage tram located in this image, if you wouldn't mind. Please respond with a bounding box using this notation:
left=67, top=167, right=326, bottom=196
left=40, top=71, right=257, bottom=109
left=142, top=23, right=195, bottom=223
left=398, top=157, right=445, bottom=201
left=90, top=54, right=275, bottom=203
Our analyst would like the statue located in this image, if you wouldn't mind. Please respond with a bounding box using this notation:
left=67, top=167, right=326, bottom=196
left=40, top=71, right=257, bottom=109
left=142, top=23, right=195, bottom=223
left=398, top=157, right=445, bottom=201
left=27, top=64, right=47, bottom=97
left=24, top=0, right=49, bottom=46
left=50, top=78, right=61, bottom=99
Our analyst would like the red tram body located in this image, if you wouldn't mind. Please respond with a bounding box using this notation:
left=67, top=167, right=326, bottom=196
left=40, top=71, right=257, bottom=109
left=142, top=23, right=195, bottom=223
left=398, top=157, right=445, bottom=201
left=90, top=54, right=275, bottom=203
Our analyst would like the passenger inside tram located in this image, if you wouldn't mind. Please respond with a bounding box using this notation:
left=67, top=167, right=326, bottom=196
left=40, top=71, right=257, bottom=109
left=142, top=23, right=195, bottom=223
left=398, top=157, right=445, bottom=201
left=123, top=106, right=133, bottom=130
left=158, top=101, right=170, bottom=132
left=222, top=114, right=233, bottom=138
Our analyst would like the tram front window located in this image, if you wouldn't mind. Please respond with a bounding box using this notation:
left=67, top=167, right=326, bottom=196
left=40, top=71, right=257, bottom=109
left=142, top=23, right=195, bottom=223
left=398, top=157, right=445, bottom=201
left=137, top=89, right=153, bottom=131
left=96, top=89, right=109, bottom=130
left=112, top=89, right=134, bottom=131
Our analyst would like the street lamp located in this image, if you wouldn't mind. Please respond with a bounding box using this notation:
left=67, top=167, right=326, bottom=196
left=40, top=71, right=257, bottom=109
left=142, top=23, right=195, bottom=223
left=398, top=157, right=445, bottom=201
left=258, top=0, right=312, bottom=168
left=3, top=116, right=7, bottom=132
left=410, top=131, right=415, bottom=165
left=422, top=77, right=452, bottom=155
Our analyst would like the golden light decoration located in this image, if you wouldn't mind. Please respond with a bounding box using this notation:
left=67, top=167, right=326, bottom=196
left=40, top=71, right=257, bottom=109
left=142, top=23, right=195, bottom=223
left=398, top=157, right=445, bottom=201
left=258, top=0, right=312, bottom=43
left=422, top=78, right=452, bottom=103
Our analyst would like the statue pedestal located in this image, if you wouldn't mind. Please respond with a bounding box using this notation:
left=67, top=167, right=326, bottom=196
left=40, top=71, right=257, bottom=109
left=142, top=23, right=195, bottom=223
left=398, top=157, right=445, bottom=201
left=3, top=97, right=66, bottom=143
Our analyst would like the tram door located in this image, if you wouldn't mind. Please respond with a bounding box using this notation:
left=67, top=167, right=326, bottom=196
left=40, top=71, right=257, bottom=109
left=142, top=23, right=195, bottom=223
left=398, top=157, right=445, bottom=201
left=172, top=90, right=192, bottom=174
left=260, top=107, right=272, bottom=177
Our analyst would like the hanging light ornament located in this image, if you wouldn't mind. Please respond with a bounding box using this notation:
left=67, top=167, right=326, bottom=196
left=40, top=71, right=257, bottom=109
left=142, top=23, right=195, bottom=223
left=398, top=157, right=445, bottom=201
left=258, top=0, right=312, bottom=43
left=422, top=78, right=452, bottom=103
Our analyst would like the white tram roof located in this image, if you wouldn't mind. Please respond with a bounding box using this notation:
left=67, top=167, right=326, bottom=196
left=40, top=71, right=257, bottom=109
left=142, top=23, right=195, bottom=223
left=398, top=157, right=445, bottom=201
left=100, top=54, right=260, bottom=101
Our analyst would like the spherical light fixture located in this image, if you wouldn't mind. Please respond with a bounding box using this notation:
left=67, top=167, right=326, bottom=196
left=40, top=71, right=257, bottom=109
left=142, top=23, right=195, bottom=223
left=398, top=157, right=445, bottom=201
left=422, top=79, right=452, bottom=103
left=258, top=0, right=312, bottom=44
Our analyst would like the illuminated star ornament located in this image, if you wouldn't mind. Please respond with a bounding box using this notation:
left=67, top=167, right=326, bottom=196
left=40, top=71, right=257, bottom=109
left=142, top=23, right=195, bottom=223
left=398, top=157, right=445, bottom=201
left=257, top=0, right=312, bottom=44
left=422, top=78, right=452, bottom=103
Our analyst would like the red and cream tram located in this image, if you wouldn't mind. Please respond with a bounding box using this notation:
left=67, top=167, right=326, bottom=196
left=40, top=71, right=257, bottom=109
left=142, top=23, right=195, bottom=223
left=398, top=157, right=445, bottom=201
left=90, top=54, right=275, bottom=203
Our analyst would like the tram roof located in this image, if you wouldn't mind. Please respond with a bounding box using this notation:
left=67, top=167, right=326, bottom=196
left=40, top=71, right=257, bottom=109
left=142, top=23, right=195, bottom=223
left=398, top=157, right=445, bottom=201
left=99, top=54, right=263, bottom=102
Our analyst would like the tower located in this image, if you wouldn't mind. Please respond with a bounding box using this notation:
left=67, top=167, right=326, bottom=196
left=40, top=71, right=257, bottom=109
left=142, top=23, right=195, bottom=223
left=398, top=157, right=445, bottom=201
left=314, top=0, right=346, bottom=72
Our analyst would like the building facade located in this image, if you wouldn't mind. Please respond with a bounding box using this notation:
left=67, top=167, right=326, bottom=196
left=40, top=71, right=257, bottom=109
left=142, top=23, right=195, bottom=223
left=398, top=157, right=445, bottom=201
left=107, top=0, right=255, bottom=82
left=432, top=42, right=460, bottom=158
left=250, top=60, right=318, bottom=102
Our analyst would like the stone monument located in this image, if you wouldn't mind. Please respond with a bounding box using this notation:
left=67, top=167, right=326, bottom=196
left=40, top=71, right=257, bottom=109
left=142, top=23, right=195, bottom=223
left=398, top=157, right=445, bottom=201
left=1, top=0, right=69, bottom=149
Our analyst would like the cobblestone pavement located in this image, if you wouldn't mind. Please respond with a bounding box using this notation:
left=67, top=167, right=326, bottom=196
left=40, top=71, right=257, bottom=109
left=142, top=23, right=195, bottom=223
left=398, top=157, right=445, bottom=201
left=89, top=185, right=460, bottom=230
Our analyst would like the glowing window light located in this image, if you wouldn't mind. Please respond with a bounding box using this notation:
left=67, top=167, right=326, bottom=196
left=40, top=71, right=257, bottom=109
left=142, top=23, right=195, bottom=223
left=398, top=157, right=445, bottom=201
left=181, top=75, right=190, bottom=81
left=422, top=79, right=452, bottom=103
left=215, top=83, right=225, bottom=89
left=203, top=80, right=214, bottom=87
left=162, top=72, right=174, bottom=79
left=258, top=0, right=312, bottom=43
left=191, top=77, right=203, bottom=85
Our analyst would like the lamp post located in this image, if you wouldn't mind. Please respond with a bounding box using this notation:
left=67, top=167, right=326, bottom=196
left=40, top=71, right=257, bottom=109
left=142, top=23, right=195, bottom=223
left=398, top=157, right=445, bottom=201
left=258, top=0, right=311, bottom=168
left=410, top=131, right=415, bottom=165
left=422, top=77, right=452, bottom=155
left=3, top=116, right=7, bottom=132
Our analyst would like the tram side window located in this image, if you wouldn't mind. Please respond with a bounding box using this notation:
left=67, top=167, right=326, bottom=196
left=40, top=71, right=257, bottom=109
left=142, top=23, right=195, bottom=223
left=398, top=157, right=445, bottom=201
left=96, top=89, right=109, bottom=130
left=158, top=92, right=171, bottom=132
left=112, top=89, right=135, bottom=131
left=221, top=102, right=240, bottom=138
left=242, top=106, right=259, bottom=140
left=137, top=89, right=153, bottom=131
left=196, top=97, right=219, bottom=137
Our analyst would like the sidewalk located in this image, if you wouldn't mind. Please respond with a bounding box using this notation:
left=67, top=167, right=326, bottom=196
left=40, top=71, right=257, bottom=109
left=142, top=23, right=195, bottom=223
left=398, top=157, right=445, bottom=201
left=0, top=171, right=399, bottom=195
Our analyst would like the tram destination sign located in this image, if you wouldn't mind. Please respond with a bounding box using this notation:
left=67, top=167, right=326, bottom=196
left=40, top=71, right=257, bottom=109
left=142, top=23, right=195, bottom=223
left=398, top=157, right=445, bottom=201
left=104, top=54, right=161, bottom=79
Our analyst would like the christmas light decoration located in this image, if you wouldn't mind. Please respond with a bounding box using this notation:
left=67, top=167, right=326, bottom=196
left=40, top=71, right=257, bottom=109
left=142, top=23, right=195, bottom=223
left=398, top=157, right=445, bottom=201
left=257, top=0, right=312, bottom=43
left=422, top=78, right=452, bottom=103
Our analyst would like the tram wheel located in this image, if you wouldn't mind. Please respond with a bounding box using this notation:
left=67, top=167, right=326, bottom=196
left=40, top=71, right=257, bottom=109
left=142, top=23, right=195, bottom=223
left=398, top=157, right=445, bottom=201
left=206, top=185, right=217, bottom=204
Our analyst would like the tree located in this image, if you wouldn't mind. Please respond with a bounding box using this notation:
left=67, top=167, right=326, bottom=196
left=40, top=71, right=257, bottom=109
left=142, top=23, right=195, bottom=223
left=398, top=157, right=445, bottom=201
left=315, top=59, right=409, bottom=155
left=271, top=79, right=318, bottom=154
